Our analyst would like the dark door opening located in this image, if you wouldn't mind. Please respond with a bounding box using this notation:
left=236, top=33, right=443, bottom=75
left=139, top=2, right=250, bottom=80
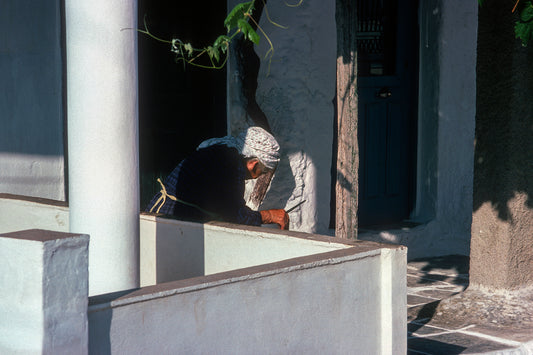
left=138, top=1, right=227, bottom=208
left=357, top=0, right=419, bottom=227
left=331, top=0, right=419, bottom=229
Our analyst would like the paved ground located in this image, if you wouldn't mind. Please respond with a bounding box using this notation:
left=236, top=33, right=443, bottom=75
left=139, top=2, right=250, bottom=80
left=407, top=255, right=533, bottom=354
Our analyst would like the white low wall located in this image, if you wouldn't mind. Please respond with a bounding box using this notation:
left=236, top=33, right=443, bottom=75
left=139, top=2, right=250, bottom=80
left=90, top=241, right=407, bottom=354
left=0, top=196, right=353, bottom=286
left=1, top=196, right=407, bottom=354
left=0, top=229, right=89, bottom=354
left=0, top=194, right=69, bottom=234
left=140, top=214, right=351, bottom=285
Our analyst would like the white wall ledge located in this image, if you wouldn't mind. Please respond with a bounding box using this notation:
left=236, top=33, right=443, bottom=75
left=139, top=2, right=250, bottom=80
left=0, top=229, right=89, bottom=354
left=88, top=230, right=406, bottom=354
left=89, top=244, right=391, bottom=311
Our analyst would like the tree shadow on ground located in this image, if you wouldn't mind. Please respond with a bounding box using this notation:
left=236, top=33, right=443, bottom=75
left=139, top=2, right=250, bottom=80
left=411, top=255, right=470, bottom=287
left=408, top=255, right=470, bottom=330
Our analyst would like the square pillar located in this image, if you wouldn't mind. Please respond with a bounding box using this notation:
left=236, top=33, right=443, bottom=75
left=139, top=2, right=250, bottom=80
left=0, top=229, right=89, bottom=354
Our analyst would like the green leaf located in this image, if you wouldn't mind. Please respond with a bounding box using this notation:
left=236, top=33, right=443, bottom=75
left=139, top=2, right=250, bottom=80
left=520, top=1, right=533, bottom=21
left=213, top=35, right=230, bottom=53
left=515, top=21, right=532, bottom=46
left=171, top=39, right=180, bottom=54
left=224, top=1, right=254, bottom=32
left=515, top=1, right=533, bottom=46
left=183, top=43, right=194, bottom=57
left=207, top=46, right=220, bottom=62
left=478, top=0, right=485, bottom=6
left=238, top=19, right=260, bottom=44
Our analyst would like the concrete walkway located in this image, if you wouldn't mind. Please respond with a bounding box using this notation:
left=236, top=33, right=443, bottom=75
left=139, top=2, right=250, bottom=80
left=407, top=255, right=533, bottom=354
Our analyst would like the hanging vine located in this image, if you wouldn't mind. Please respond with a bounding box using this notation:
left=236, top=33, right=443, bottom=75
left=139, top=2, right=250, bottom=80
left=514, top=1, right=533, bottom=46
left=137, top=1, right=292, bottom=69
left=479, top=0, right=533, bottom=46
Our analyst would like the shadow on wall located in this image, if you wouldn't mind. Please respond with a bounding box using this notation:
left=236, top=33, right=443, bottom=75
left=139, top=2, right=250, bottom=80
left=0, top=0, right=65, bottom=158
left=154, top=216, right=205, bottom=283
left=89, top=214, right=208, bottom=353
left=474, top=2, right=533, bottom=221
left=140, top=214, right=206, bottom=286
left=88, top=289, right=128, bottom=355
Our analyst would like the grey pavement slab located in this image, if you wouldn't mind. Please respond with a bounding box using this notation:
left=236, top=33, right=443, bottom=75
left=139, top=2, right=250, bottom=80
left=407, top=255, right=533, bottom=354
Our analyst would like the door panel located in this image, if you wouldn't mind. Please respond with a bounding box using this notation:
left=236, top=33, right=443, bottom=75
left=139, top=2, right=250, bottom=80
left=357, top=0, right=418, bottom=227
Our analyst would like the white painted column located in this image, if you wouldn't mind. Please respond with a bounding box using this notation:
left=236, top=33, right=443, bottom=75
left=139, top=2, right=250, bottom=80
left=65, top=0, right=140, bottom=295
left=0, top=230, right=89, bottom=354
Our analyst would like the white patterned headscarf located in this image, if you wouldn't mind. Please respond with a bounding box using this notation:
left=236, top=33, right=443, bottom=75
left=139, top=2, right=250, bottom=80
left=197, top=126, right=280, bottom=170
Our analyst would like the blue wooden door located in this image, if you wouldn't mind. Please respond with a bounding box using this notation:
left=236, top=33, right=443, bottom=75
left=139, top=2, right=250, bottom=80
left=357, top=0, right=418, bottom=227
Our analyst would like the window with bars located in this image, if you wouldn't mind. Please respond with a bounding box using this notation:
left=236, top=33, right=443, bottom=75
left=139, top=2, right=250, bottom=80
left=356, top=0, right=398, bottom=76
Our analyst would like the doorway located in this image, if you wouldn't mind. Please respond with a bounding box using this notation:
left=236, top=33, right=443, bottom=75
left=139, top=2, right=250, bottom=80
left=357, top=0, right=418, bottom=227
left=138, top=1, right=227, bottom=208
left=332, top=0, right=419, bottom=228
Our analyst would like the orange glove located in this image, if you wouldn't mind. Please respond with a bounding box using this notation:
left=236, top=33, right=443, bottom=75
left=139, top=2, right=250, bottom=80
left=260, top=209, right=290, bottom=230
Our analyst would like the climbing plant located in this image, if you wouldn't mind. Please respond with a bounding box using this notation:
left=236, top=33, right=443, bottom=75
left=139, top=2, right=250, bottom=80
left=515, top=1, right=533, bottom=46
left=139, top=0, right=533, bottom=68
left=479, top=0, right=533, bottom=46
left=139, top=0, right=532, bottom=69
left=137, top=0, right=295, bottom=69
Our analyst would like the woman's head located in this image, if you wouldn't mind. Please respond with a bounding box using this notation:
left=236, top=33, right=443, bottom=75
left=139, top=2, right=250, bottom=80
left=239, top=126, right=280, bottom=170
left=197, top=126, right=281, bottom=171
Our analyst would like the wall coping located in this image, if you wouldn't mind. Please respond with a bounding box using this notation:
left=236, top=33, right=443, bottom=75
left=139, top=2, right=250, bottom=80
left=0, top=193, right=68, bottom=207
left=140, top=212, right=402, bottom=249
left=0, top=228, right=82, bottom=242
left=90, top=232, right=405, bottom=312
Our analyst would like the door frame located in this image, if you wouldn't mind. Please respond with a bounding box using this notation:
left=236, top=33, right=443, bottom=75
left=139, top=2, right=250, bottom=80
left=332, top=0, right=419, bottom=230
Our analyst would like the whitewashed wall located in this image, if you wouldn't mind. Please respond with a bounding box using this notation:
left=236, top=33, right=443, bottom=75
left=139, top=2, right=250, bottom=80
left=0, top=1, right=65, bottom=201
left=2, top=0, right=477, bottom=262
left=228, top=0, right=477, bottom=259
left=359, top=0, right=477, bottom=259
left=139, top=214, right=350, bottom=285
left=89, top=242, right=407, bottom=354
left=0, top=230, right=89, bottom=354
left=0, top=200, right=407, bottom=354
left=0, top=196, right=69, bottom=234
left=228, top=0, right=337, bottom=234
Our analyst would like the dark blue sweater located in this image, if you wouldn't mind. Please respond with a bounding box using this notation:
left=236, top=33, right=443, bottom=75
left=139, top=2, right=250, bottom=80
left=145, top=144, right=262, bottom=226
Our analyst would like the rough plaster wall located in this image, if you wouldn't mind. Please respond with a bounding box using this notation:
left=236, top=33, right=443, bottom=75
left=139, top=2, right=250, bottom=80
left=0, top=154, right=65, bottom=201
left=0, top=239, right=45, bottom=352
left=0, top=197, right=69, bottom=234
left=228, top=0, right=337, bottom=234
left=89, top=249, right=406, bottom=354
left=470, top=1, right=533, bottom=290
left=0, top=1, right=65, bottom=201
left=413, top=0, right=441, bottom=223
left=431, top=0, right=477, bottom=254
left=359, top=0, right=477, bottom=259
left=0, top=231, right=89, bottom=354
left=42, top=235, right=89, bottom=354
left=227, top=0, right=478, bottom=260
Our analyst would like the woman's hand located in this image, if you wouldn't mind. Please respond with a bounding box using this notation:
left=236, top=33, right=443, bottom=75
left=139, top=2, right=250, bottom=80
left=260, top=209, right=290, bottom=230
